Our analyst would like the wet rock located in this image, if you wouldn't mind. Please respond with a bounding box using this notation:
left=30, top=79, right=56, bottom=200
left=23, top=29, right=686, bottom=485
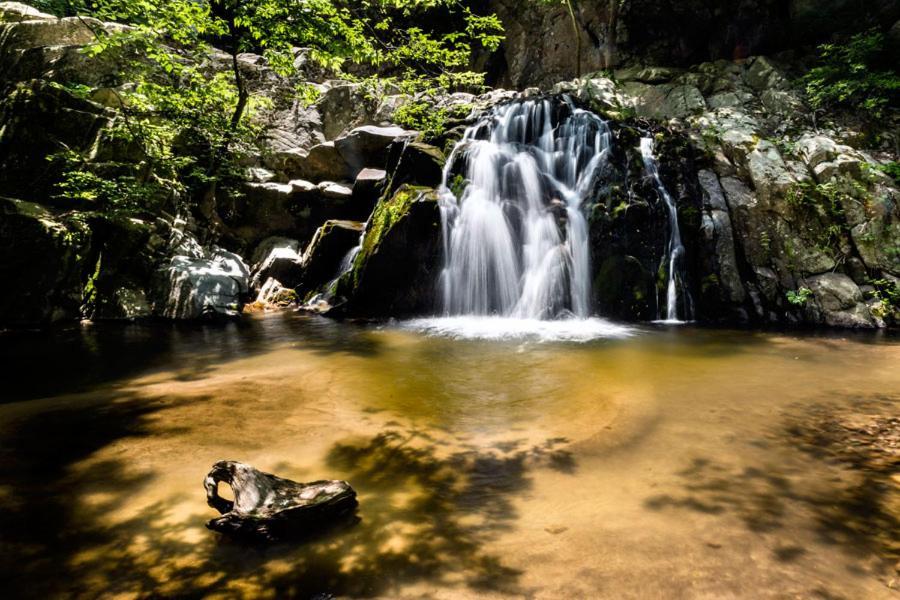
left=299, top=220, right=364, bottom=295
left=334, top=185, right=441, bottom=316
left=204, top=461, right=357, bottom=541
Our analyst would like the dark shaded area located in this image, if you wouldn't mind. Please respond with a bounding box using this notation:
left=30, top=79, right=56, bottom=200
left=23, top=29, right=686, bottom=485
left=644, top=393, right=900, bottom=573
left=0, top=312, right=381, bottom=403
left=0, top=403, right=577, bottom=598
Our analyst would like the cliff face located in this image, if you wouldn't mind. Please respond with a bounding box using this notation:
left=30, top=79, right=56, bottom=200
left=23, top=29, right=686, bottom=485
left=488, top=0, right=900, bottom=88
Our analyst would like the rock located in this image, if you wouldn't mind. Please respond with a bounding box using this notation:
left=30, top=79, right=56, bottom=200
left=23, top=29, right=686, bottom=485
left=317, top=181, right=353, bottom=200
left=615, top=65, right=683, bottom=83
left=315, top=83, right=375, bottom=139
left=795, top=134, right=851, bottom=170
left=0, top=2, right=55, bottom=22
left=760, top=89, right=803, bottom=117
left=0, top=197, right=89, bottom=326
left=250, top=238, right=304, bottom=292
left=81, top=213, right=162, bottom=321
left=334, top=185, right=441, bottom=316
left=621, top=82, right=705, bottom=119
left=289, top=178, right=318, bottom=195
left=0, top=81, right=112, bottom=201
left=228, top=183, right=310, bottom=251
left=812, top=155, right=863, bottom=182
left=698, top=170, right=746, bottom=305
left=153, top=248, right=250, bottom=319
left=294, top=141, right=354, bottom=183
left=334, top=125, right=416, bottom=174
left=383, top=141, right=445, bottom=193
left=803, top=273, right=875, bottom=328
left=707, top=92, right=749, bottom=110
left=250, top=236, right=300, bottom=268
left=742, top=56, right=788, bottom=92
left=745, top=141, right=798, bottom=204
left=351, top=168, right=388, bottom=220
left=577, top=77, right=625, bottom=114
left=299, top=220, right=364, bottom=294
left=204, top=461, right=357, bottom=541
left=254, top=277, right=298, bottom=307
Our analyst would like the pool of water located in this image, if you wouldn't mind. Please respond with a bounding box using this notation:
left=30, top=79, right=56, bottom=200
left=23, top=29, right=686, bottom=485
left=1, top=313, right=898, bottom=598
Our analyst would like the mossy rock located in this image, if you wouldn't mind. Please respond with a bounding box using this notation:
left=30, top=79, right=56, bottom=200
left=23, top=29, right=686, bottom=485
left=334, top=185, right=441, bottom=317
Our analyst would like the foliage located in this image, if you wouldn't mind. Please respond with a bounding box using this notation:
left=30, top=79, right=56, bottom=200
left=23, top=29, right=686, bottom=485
left=803, top=28, right=900, bottom=118
left=49, top=0, right=503, bottom=217
left=866, top=278, right=900, bottom=321
left=786, top=287, right=813, bottom=306
left=875, top=161, right=900, bottom=186
left=393, top=99, right=472, bottom=139
left=785, top=177, right=870, bottom=262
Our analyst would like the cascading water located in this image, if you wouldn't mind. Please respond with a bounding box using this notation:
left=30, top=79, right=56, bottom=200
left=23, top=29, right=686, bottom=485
left=639, top=138, right=693, bottom=323
left=438, top=98, right=610, bottom=320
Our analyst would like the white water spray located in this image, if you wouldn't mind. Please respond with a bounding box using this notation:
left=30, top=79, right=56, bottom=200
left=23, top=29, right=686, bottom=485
left=639, top=137, right=692, bottom=322
left=438, top=98, right=611, bottom=320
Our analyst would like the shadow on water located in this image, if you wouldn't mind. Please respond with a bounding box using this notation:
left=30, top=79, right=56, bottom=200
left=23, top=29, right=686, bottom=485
left=0, top=313, right=382, bottom=403
left=0, top=405, right=577, bottom=598
left=643, top=393, right=900, bottom=573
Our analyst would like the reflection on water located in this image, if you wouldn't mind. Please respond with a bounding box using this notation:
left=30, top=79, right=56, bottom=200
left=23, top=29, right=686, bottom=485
left=0, top=313, right=898, bottom=599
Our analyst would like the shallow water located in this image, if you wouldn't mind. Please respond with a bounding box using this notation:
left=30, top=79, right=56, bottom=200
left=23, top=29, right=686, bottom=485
left=1, top=313, right=898, bottom=599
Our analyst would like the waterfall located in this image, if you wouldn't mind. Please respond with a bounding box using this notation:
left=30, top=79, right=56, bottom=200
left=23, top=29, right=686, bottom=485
left=639, top=138, right=692, bottom=322
left=438, top=98, right=611, bottom=320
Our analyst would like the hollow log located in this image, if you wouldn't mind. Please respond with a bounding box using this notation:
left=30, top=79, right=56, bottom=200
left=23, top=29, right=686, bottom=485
left=204, top=460, right=358, bottom=541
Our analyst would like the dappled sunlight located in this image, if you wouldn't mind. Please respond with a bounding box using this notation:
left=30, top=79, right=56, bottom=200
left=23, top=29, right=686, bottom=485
left=1, top=317, right=899, bottom=597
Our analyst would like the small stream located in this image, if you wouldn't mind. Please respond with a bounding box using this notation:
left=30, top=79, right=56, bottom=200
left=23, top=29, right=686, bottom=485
left=1, top=313, right=898, bottom=598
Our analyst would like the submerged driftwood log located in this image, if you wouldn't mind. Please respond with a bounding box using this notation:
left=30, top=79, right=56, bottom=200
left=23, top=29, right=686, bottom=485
left=204, top=460, right=358, bottom=540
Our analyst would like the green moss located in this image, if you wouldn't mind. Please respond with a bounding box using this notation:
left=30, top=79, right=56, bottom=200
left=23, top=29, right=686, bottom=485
left=340, top=185, right=433, bottom=294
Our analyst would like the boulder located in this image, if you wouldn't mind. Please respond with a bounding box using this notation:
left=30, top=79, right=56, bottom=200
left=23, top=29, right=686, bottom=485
left=294, top=141, right=354, bottom=183
left=299, top=219, right=364, bottom=295
left=742, top=56, right=788, bottom=92
left=0, top=197, right=89, bottom=326
left=315, top=83, right=375, bottom=139
left=80, top=213, right=164, bottom=321
left=803, top=273, right=875, bottom=328
left=334, top=125, right=416, bottom=174
left=204, top=461, right=357, bottom=541
left=250, top=237, right=303, bottom=292
left=383, top=141, right=445, bottom=193
left=0, top=3, right=55, bottom=22
left=153, top=248, right=250, bottom=320
left=334, top=185, right=442, bottom=316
